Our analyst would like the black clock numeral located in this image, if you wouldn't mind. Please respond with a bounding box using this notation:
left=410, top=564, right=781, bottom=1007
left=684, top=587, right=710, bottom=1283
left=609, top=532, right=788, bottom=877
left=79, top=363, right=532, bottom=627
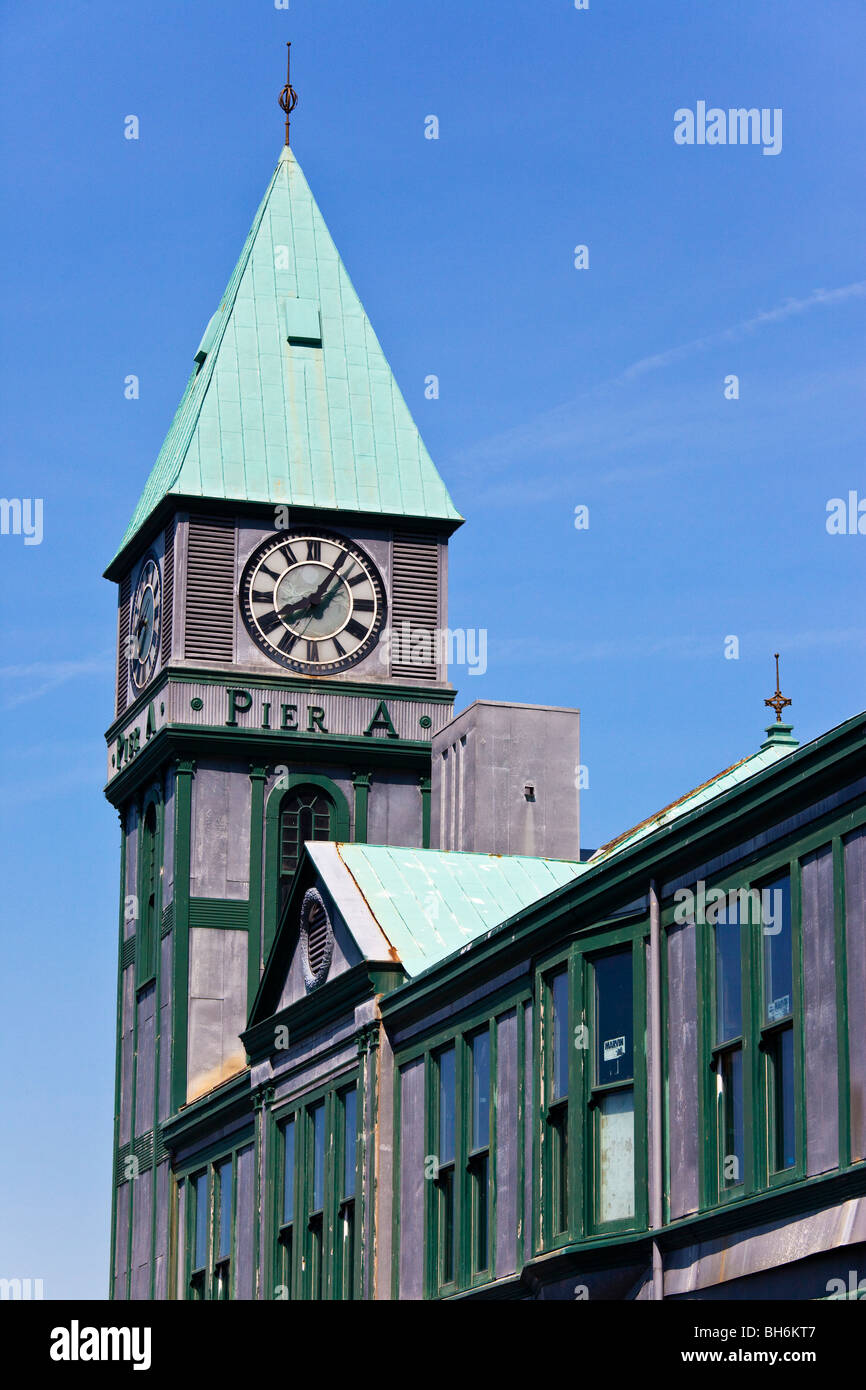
left=353, top=598, right=375, bottom=613
left=345, top=619, right=368, bottom=641
left=306, top=640, right=319, bottom=662
left=251, top=589, right=273, bottom=605
left=332, top=636, right=346, bottom=657
left=260, top=562, right=284, bottom=582
left=277, top=630, right=298, bottom=655
left=306, top=540, right=322, bottom=561
left=259, top=610, right=284, bottom=635
left=347, top=571, right=367, bottom=587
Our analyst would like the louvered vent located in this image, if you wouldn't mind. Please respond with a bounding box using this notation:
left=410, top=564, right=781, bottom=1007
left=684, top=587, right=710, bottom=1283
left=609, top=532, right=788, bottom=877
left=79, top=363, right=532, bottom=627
left=161, top=520, right=174, bottom=666
left=390, top=535, right=440, bottom=681
left=307, top=911, right=330, bottom=976
left=116, top=574, right=131, bottom=716
left=183, top=516, right=235, bottom=662
left=302, top=889, right=333, bottom=989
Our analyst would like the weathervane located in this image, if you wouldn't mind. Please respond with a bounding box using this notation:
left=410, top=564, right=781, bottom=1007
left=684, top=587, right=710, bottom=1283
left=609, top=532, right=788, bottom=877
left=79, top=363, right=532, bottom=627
left=279, top=42, right=298, bottom=147
left=764, top=653, right=792, bottom=723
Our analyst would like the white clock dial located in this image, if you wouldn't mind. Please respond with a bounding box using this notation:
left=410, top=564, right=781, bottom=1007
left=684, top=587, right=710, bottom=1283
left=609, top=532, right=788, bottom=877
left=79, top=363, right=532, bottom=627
left=239, top=530, right=386, bottom=675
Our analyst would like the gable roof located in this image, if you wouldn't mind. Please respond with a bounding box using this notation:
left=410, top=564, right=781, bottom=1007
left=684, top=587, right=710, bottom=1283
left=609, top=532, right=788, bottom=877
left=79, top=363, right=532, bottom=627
left=109, top=146, right=462, bottom=572
left=334, top=843, right=585, bottom=976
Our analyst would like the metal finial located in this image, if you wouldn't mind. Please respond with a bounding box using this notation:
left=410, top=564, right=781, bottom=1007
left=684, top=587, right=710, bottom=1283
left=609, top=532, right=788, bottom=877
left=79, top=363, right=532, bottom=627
left=279, top=42, right=298, bottom=147
left=764, top=652, right=792, bottom=723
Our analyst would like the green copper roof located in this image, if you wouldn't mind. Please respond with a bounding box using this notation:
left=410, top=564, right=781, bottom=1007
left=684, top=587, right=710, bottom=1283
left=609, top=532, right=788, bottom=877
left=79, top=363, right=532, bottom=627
left=112, top=146, right=461, bottom=565
left=335, top=843, right=584, bottom=976
left=589, top=727, right=799, bottom=864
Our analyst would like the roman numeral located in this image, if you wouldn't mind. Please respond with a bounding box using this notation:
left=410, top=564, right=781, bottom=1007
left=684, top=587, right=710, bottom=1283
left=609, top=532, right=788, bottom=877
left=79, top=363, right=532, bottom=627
left=332, top=636, right=346, bottom=657
left=278, top=631, right=298, bottom=655
left=347, top=572, right=367, bottom=587
left=345, top=619, right=368, bottom=641
left=251, top=589, right=273, bottom=605
left=260, top=562, right=285, bottom=581
left=353, top=598, right=374, bottom=613
left=259, top=610, right=283, bottom=635
left=278, top=545, right=298, bottom=567
left=306, top=539, right=322, bottom=561
left=306, top=640, right=320, bottom=662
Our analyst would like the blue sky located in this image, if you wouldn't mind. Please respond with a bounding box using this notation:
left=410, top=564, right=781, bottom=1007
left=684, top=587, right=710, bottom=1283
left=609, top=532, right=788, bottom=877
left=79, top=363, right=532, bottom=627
left=1, top=0, right=863, bottom=1297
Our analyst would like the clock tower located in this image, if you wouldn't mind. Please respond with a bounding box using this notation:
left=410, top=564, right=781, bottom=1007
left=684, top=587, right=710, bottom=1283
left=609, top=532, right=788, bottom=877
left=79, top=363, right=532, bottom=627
left=105, top=139, right=461, bottom=1297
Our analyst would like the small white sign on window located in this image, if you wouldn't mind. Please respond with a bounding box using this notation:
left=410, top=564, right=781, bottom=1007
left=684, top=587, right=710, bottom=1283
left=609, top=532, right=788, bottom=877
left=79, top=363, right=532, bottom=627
left=603, top=1036, right=626, bottom=1062
left=768, top=994, right=790, bottom=1021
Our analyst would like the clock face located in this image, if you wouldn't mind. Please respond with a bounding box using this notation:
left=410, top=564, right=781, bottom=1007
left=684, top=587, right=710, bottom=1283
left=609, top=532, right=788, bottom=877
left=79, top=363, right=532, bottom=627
left=239, top=530, right=387, bottom=675
left=129, top=556, right=161, bottom=690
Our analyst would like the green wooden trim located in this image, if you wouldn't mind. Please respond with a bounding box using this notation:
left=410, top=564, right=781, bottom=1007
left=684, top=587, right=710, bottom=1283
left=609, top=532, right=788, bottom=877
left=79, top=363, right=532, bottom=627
left=419, top=774, right=432, bottom=849
left=105, top=725, right=436, bottom=806
left=351, top=772, right=371, bottom=844
left=263, top=772, right=351, bottom=961
left=170, top=759, right=195, bottom=1114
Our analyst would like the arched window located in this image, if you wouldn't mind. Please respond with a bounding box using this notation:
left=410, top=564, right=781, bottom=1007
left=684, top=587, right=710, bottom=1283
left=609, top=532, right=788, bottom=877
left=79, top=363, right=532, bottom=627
left=279, top=789, right=334, bottom=909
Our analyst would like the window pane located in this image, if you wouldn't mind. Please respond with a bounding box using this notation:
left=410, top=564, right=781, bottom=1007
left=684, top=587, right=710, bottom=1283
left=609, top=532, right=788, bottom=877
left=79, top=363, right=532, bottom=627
left=282, top=1119, right=295, bottom=1226
left=311, top=1103, right=325, bottom=1212
left=762, top=875, right=792, bottom=1024
left=597, top=1089, right=635, bottom=1224
left=714, top=903, right=742, bottom=1044
left=217, top=1160, right=232, bottom=1261
left=193, top=1173, right=208, bottom=1271
left=719, top=1049, right=744, bottom=1187
left=471, top=1031, right=490, bottom=1151
left=439, top=1047, right=456, bottom=1164
left=552, top=970, right=569, bottom=1101
left=772, top=1026, right=796, bottom=1171
left=472, top=1153, right=489, bottom=1272
left=439, top=1169, right=454, bottom=1285
left=343, top=1089, right=357, bottom=1199
left=595, top=949, right=633, bottom=1085
left=281, top=793, right=333, bottom=878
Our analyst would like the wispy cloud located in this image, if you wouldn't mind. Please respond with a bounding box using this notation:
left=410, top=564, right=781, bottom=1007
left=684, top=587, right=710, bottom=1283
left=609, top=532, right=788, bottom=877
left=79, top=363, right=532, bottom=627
left=619, top=281, right=866, bottom=382
left=0, top=657, right=110, bottom=708
left=450, top=282, right=866, bottom=493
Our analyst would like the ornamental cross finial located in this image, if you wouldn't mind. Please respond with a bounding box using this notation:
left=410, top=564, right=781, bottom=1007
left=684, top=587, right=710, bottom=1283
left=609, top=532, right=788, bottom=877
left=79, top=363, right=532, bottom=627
left=279, top=42, right=298, bottom=147
left=764, top=652, right=792, bottom=723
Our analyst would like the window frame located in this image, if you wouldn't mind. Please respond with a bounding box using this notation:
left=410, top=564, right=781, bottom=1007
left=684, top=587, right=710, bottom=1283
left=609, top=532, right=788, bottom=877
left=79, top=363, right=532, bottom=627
left=698, top=860, right=806, bottom=1209
left=268, top=1071, right=361, bottom=1301
left=176, top=1136, right=249, bottom=1301
left=535, top=921, right=648, bottom=1252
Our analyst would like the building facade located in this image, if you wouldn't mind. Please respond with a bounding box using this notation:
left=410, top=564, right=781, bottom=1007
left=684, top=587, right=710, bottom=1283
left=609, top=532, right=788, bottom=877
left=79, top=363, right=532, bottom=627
left=106, top=141, right=866, bottom=1301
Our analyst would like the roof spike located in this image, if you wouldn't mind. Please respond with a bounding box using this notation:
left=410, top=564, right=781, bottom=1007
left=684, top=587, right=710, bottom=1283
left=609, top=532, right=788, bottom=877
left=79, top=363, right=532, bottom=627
left=279, top=42, right=298, bottom=148
left=764, top=652, right=792, bottom=723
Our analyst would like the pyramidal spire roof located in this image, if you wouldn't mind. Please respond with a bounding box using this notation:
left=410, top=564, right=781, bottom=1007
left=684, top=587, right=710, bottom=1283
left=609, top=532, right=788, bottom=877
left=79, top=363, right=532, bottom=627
left=109, top=146, right=462, bottom=572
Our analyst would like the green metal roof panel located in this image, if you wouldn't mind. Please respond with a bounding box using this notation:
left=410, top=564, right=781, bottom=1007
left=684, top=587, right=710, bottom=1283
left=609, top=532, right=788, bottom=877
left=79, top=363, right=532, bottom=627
left=589, top=738, right=798, bottom=865
left=336, top=843, right=584, bottom=976
left=112, top=147, right=461, bottom=564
